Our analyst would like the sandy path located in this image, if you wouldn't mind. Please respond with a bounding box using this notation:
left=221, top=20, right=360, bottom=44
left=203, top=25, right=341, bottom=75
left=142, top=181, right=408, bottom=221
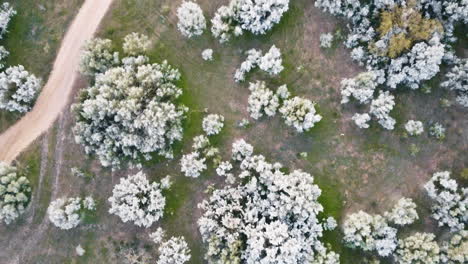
left=0, top=0, right=114, bottom=163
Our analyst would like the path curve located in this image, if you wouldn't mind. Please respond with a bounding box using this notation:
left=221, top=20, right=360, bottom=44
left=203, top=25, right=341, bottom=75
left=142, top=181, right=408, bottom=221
left=0, top=0, right=114, bottom=163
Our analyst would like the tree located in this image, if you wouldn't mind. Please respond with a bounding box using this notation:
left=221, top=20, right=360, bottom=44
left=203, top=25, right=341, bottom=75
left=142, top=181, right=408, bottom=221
left=73, top=35, right=187, bottom=168
left=180, top=152, right=207, bottom=178
left=201, top=49, right=213, bottom=61
left=0, top=65, right=41, bottom=113
left=441, top=230, right=468, bottom=264
left=0, top=162, right=31, bottom=224
left=157, top=236, right=191, bottom=264
left=177, top=1, right=206, bottom=38
left=231, top=139, right=254, bottom=161
left=279, top=96, right=322, bottom=133
left=122, top=32, right=151, bottom=56
left=202, top=114, right=225, bottom=136
left=247, top=81, right=280, bottom=119
left=108, top=171, right=168, bottom=228
left=343, top=211, right=398, bottom=257
left=234, top=48, right=262, bottom=82
left=258, top=45, right=284, bottom=76
left=385, top=197, right=419, bottom=226
left=0, top=2, right=15, bottom=39
left=198, top=140, right=339, bottom=263
left=341, top=71, right=378, bottom=105
left=424, top=171, right=467, bottom=232
left=79, top=38, right=119, bottom=76
left=369, top=91, right=396, bottom=130
left=234, top=46, right=284, bottom=82
left=320, top=33, right=333, bottom=48
left=211, top=0, right=290, bottom=43
left=395, top=233, right=440, bottom=264
left=405, top=120, right=424, bottom=136
left=442, top=59, right=468, bottom=108
left=48, top=196, right=96, bottom=230
left=211, top=5, right=239, bottom=44
left=429, top=122, right=446, bottom=140
left=232, top=0, right=290, bottom=35
left=352, top=113, right=371, bottom=129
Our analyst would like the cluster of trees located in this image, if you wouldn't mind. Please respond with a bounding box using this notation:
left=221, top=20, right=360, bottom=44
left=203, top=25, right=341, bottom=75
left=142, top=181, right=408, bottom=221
left=0, top=162, right=31, bottom=224
left=342, top=171, right=467, bottom=262
left=108, top=171, right=171, bottom=228
left=47, top=196, right=96, bottom=230
left=74, top=34, right=188, bottom=168
left=424, top=171, right=467, bottom=232
left=316, top=0, right=468, bottom=130
left=197, top=139, right=339, bottom=263
left=176, top=0, right=290, bottom=43
left=211, top=0, right=290, bottom=43
left=0, top=3, right=41, bottom=113
left=247, top=81, right=322, bottom=132
left=234, top=45, right=284, bottom=82
left=180, top=113, right=225, bottom=178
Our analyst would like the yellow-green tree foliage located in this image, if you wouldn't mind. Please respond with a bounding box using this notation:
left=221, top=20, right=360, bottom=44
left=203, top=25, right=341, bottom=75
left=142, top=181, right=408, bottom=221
left=377, top=5, right=443, bottom=58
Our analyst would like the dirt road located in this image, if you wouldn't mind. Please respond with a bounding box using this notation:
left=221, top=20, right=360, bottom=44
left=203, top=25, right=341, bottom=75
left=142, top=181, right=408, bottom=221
left=0, top=0, right=113, bottom=163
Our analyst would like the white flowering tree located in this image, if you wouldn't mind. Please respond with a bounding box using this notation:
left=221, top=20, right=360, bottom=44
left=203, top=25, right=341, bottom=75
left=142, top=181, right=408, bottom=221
left=122, top=32, right=151, bottom=56
left=234, top=48, right=262, bottom=82
left=177, top=1, right=206, bottom=38
left=405, top=120, right=424, bottom=136
left=0, top=162, right=31, bottom=224
left=79, top=38, right=119, bottom=76
left=441, top=230, right=468, bottom=264
left=258, top=45, right=284, bottom=76
left=231, top=139, right=254, bottom=161
left=342, top=211, right=398, bottom=257
left=0, top=65, right=41, bottom=113
left=424, top=171, right=467, bottom=232
left=442, top=58, right=468, bottom=107
left=320, top=33, right=333, bottom=48
left=48, top=196, right=96, bottom=230
left=73, top=35, right=187, bottom=168
left=247, top=81, right=280, bottom=119
left=0, top=2, right=15, bottom=38
left=201, top=49, right=213, bottom=61
left=202, top=114, right=225, bottom=136
left=395, top=233, right=440, bottom=264
left=234, top=46, right=283, bottom=82
left=385, top=197, right=419, bottom=226
left=180, top=152, right=207, bottom=178
left=279, top=96, right=322, bottom=133
left=341, top=71, right=378, bottom=105
left=108, top=171, right=169, bottom=228
left=369, top=91, right=396, bottom=130
left=352, top=113, right=371, bottom=129
left=157, top=236, right=191, bottom=264
left=211, top=0, right=289, bottom=43
left=198, top=140, right=339, bottom=263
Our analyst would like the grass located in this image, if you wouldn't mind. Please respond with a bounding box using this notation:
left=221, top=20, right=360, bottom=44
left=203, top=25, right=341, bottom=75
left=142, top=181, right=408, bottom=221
left=0, top=0, right=83, bottom=132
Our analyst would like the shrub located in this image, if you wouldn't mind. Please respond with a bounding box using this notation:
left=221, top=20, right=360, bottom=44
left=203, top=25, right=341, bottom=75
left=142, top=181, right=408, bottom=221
left=48, top=196, right=96, bottom=230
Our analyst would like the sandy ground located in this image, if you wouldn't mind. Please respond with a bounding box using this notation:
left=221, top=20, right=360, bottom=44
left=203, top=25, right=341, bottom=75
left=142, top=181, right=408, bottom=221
left=0, top=0, right=114, bottom=164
